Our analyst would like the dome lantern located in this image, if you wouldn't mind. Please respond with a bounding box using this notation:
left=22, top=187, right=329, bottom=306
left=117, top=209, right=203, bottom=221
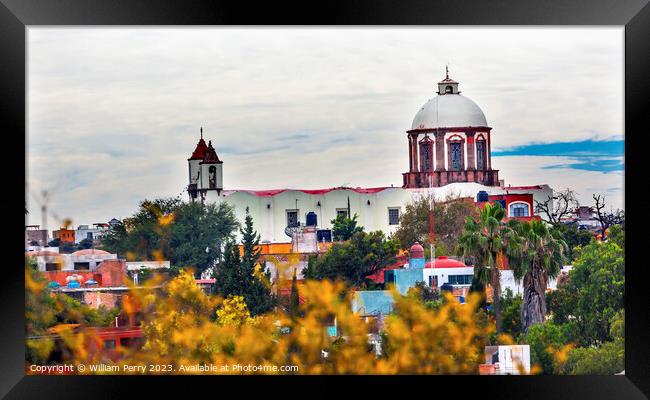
left=437, top=66, right=460, bottom=95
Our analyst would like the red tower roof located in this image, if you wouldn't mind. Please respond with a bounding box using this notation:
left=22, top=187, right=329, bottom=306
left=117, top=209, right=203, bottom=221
left=202, top=140, right=222, bottom=163
left=189, top=138, right=208, bottom=160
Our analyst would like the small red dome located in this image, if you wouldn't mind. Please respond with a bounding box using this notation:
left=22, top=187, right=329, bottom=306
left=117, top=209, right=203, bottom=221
left=426, top=257, right=467, bottom=268
left=409, top=242, right=425, bottom=259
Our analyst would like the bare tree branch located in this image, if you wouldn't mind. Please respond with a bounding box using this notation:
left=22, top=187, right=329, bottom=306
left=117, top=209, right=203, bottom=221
left=592, top=194, right=625, bottom=239
left=534, top=188, right=578, bottom=225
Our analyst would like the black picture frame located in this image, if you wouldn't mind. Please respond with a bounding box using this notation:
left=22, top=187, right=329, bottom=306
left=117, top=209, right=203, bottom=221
left=1, top=0, right=648, bottom=398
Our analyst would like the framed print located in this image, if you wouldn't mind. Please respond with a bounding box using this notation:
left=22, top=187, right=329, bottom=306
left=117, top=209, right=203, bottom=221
left=1, top=0, right=649, bottom=398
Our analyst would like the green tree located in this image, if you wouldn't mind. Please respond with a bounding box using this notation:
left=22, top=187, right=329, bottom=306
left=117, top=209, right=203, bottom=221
left=77, top=238, right=94, bottom=250
left=331, top=213, right=364, bottom=242
left=500, top=288, right=523, bottom=337
left=393, top=193, right=478, bottom=256
left=306, top=231, right=400, bottom=287
left=169, top=201, right=238, bottom=276
left=59, top=242, right=77, bottom=254
left=550, top=223, right=594, bottom=262
left=524, top=322, right=566, bottom=374
left=406, top=281, right=442, bottom=310
left=100, top=197, right=237, bottom=277
left=457, top=202, right=513, bottom=333
left=507, top=219, right=567, bottom=332
left=289, top=270, right=300, bottom=320
left=212, top=210, right=274, bottom=316
left=546, top=276, right=578, bottom=325
left=101, top=197, right=181, bottom=259
left=562, top=311, right=624, bottom=375
left=564, top=225, right=624, bottom=346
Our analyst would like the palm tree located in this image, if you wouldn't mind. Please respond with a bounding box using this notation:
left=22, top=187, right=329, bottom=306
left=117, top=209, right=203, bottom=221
left=458, top=202, right=512, bottom=333
left=507, top=219, right=567, bottom=333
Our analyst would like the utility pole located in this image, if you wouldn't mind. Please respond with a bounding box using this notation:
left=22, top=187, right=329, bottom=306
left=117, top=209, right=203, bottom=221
left=429, top=175, right=435, bottom=269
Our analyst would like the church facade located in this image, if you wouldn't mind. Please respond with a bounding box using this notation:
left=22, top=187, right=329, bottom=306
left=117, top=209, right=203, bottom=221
left=186, top=72, right=553, bottom=243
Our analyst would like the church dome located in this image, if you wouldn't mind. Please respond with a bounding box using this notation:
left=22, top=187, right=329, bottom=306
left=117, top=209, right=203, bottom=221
left=411, top=71, right=488, bottom=130
left=411, top=95, right=487, bottom=130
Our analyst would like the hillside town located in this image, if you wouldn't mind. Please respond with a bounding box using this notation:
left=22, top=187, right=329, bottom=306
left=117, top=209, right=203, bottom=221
left=25, top=72, right=625, bottom=375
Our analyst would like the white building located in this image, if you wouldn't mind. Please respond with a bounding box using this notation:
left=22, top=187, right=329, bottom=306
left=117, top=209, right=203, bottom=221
left=74, top=223, right=110, bottom=243
left=186, top=71, right=554, bottom=242
left=28, top=248, right=118, bottom=272
left=482, top=345, right=531, bottom=375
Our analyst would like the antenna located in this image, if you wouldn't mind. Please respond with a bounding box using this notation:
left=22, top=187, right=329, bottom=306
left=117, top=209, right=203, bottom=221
left=30, top=184, right=65, bottom=237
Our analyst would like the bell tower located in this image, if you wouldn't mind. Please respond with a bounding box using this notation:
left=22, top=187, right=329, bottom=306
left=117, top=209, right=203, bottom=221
left=187, top=127, right=224, bottom=202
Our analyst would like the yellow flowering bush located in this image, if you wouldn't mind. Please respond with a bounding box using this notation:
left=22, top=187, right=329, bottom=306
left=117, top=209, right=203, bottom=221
left=216, top=296, right=253, bottom=327
left=26, top=265, right=518, bottom=375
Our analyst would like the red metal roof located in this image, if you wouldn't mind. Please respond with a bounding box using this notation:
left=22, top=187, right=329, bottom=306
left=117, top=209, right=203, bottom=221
left=425, top=256, right=467, bottom=269
left=223, top=187, right=392, bottom=197
left=367, top=255, right=409, bottom=284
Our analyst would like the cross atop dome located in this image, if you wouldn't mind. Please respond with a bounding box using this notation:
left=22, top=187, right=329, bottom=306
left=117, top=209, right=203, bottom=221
left=437, top=67, right=460, bottom=95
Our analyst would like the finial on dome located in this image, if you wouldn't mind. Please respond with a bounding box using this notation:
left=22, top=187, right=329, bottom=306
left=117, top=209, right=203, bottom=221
left=446, top=64, right=449, bottom=79
left=200, top=126, right=203, bottom=139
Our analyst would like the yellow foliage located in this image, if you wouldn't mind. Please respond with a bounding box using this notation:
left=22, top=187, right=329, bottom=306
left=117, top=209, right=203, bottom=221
left=216, top=296, right=253, bottom=328
left=29, top=267, right=496, bottom=375
left=158, top=213, right=174, bottom=226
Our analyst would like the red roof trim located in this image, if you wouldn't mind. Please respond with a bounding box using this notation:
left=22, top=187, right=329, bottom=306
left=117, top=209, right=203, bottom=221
left=223, top=187, right=393, bottom=197
left=500, top=185, right=543, bottom=190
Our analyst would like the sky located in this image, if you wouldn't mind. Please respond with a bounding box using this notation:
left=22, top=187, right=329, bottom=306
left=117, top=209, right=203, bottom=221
left=27, top=27, right=624, bottom=228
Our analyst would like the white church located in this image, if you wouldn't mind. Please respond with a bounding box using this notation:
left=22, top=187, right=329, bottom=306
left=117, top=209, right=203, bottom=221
left=186, top=71, right=553, bottom=243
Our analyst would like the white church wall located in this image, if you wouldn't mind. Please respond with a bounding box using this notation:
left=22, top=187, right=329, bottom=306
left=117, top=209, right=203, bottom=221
left=203, top=182, right=551, bottom=244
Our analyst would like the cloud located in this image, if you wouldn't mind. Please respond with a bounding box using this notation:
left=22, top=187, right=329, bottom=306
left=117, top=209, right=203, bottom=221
left=492, top=139, right=624, bottom=174
left=492, top=139, right=624, bottom=157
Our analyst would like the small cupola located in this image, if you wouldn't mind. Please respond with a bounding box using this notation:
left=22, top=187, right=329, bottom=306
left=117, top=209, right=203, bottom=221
left=437, top=66, right=460, bottom=95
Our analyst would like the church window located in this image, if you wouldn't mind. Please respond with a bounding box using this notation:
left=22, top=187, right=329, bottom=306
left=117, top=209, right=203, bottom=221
left=286, top=210, right=299, bottom=227
left=476, top=140, right=487, bottom=170
left=208, top=166, right=216, bottom=189
left=388, top=208, right=400, bottom=225
left=445, top=85, right=453, bottom=93
left=420, top=141, right=432, bottom=172
left=428, top=275, right=438, bottom=287
left=450, top=142, right=462, bottom=170
left=336, top=209, right=349, bottom=219
left=509, top=203, right=530, bottom=217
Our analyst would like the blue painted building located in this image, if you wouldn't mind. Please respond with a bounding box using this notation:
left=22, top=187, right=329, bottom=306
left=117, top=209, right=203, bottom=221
left=351, top=290, right=395, bottom=316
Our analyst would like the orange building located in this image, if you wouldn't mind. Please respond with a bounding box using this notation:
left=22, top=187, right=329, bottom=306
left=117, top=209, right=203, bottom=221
left=53, top=228, right=75, bottom=243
